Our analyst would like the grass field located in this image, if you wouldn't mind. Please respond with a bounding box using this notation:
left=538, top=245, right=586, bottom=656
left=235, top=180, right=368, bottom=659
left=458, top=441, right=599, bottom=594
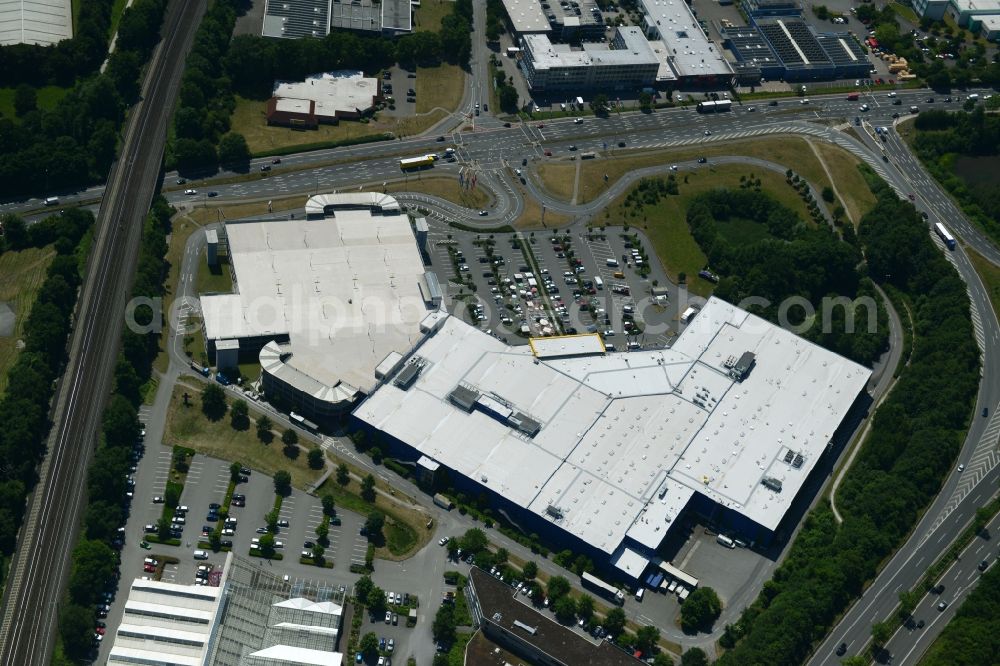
left=597, top=165, right=812, bottom=297
left=164, top=383, right=324, bottom=491
left=968, top=245, right=1000, bottom=328
left=196, top=256, right=233, bottom=295
left=537, top=136, right=844, bottom=206
left=715, top=217, right=772, bottom=245
left=109, top=0, right=128, bottom=39
left=0, top=86, right=68, bottom=120
left=813, top=141, right=877, bottom=224
left=385, top=176, right=488, bottom=208
left=415, top=63, right=465, bottom=115
left=0, top=246, right=56, bottom=394
left=412, top=0, right=453, bottom=32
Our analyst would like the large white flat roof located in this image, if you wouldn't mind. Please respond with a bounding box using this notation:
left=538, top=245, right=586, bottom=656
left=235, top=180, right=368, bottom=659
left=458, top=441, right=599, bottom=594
left=355, top=298, right=869, bottom=556
left=501, top=0, right=551, bottom=33
left=273, top=71, right=379, bottom=118
left=0, top=0, right=72, bottom=45
left=201, top=194, right=430, bottom=395
left=639, top=0, right=733, bottom=78
left=529, top=334, right=605, bottom=358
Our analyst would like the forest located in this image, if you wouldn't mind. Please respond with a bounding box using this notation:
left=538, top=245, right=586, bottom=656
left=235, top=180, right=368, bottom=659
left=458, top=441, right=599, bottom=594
left=686, top=188, right=888, bottom=366
left=0, top=0, right=167, bottom=198
left=715, top=169, right=980, bottom=664
left=911, top=107, right=1000, bottom=244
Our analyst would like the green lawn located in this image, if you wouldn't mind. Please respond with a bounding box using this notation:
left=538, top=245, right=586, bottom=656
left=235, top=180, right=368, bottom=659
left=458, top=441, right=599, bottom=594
left=0, top=86, right=68, bottom=120
left=196, top=255, right=233, bottom=295
left=109, top=0, right=129, bottom=40
left=413, top=0, right=453, bottom=32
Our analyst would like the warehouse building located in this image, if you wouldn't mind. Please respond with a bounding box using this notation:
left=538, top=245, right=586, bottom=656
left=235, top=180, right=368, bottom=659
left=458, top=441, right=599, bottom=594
left=0, top=0, right=72, bottom=46
left=354, top=299, right=870, bottom=579
left=199, top=192, right=437, bottom=425
left=106, top=558, right=230, bottom=664
left=724, top=19, right=870, bottom=81
left=263, top=0, right=412, bottom=37
left=519, top=27, right=661, bottom=92
left=266, top=71, right=380, bottom=129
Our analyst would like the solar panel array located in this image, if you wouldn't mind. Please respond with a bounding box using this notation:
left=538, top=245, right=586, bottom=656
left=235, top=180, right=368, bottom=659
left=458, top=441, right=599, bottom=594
left=756, top=19, right=829, bottom=68
left=816, top=33, right=867, bottom=64
left=263, top=0, right=331, bottom=38
left=330, top=0, right=381, bottom=32
left=724, top=28, right=780, bottom=67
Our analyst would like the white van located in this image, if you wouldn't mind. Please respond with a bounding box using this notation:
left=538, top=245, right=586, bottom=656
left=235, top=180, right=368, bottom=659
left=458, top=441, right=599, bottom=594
left=606, top=258, right=619, bottom=267
left=635, top=588, right=645, bottom=602
left=44, top=196, right=59, bottom=206
left=716, top=534, right=736, bottom=549
left=193, top=550, right=209, bottom=560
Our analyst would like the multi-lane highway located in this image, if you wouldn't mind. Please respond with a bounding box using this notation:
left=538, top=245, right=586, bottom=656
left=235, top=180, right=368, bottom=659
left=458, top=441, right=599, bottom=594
left=0, top=0, right=206, bottom=662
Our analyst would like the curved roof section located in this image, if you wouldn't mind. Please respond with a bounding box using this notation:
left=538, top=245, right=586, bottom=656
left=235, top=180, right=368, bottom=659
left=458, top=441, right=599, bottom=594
left=261, top=340, right=360, bottom=407
left=305, top=192, right=400, bottom=217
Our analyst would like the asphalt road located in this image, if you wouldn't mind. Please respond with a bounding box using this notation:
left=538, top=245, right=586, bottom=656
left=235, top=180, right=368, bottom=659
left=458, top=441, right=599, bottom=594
left=0, top=0, right=206, bottom=662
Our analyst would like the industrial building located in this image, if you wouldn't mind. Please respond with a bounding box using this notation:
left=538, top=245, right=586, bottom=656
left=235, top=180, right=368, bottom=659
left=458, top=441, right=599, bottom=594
left=266, top=71, right=380, bottom=129
left=354, top=299, right=870, bottom=580
left=637, top=0, right=733, bottom=85
left=199, top=192, right=440, bottom=424
left=724, top=17, right=870, bottom=82
left=262, top=0, right=412, bottom=38
left=106, top=557, right=230, bottom=664
left=519, top=27, right=661, bottom=92
left=0, top=0, right=72, bottom=46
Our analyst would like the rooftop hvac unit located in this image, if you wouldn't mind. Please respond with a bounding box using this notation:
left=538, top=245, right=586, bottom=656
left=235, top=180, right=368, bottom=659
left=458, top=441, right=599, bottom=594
left=761, top=476, right=782, bottom=493
left=783, top=450, right=794, bottom=464
left=792, top=454, right=804, bottom=469
left=546, top=505, right=564, bottom=520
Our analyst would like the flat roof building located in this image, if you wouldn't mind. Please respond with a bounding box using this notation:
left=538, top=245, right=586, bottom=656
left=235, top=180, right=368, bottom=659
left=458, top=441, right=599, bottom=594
left=637, top=0, right=733, bottom=84
left=501, top=0, right=551, bottom=34
left=354, top=298, right=869, bottom=576
left=519, top=27, right=660, bottom=92
left=199, top=192, right=432, bottom=424
left=0, top=0, right=72, bottom=45
left=106, top=556, right=230, bottom=665
left=263, top=0, right=411, bottom=37
left=267, top=71, right=380, bottom=129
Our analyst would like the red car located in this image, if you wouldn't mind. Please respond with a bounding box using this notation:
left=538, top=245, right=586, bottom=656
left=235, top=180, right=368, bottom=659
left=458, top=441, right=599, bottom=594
left=95, top=627, right=106, bottom=635
left=544, top=150, right=552, bottom=156
left=143, top=564, right=156, bottom=573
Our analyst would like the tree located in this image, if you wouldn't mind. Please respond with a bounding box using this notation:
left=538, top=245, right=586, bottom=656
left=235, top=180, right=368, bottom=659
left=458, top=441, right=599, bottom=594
left=871, top=619, right=893, bottom=647
left=273, top=470, right=291, bottom=496
left=553, top=595, right=577, bottom=623
left=259, top=532, right=275, bottom=557
left=13, top=84, right=36, bottom=117
left=546, top=576, right=571, bottom=602
left=311, top=543, right=325, bottom=561
left=522, top=560, right=538, bottom=579
left=576, top=594, right=595, bottom=622
left=315, top=521, right=329, bottom=545
left=680, top=587, right=722, bottom=633
left=590, top=93, right=609, bottom=115
left=59, top=603, right=95, bottom=660
left=307, top=447, right=324, bottom=469
left=157, top=516, right=171, bottom=541
left=603, top=607, right=626, bottom=637
left=229, top=461, right=241, bottom=483
left=266, top=509, right=279, bottom=533
left=361, top=474, right=376, bottom=502
left=367, top=586, right=387, bottom=615
left=822, top=185, right=835, bottom=203
left=336, top=462, right=350, bottom=485
left=635, top=625, right=660, bottom=654
left=201, top=383, right=227, bottom=420
left=68, top=540, right=116, bottom=606
left=217, top=132, right=251, bottom=165
left=256, top=414, right=273, bottom=442
left=321, top=494, right=335, bottom=516
left=365, top=511, right=385, bottom=538
left=230, top=398, right=249, bottom=430
left=639, top=90, right=653, bottom=112
left=681, top=647, right=709, bottom=666
left=355, top=575, right=375, bottom=601
left=433, top=603, right=457, bottom=644
left=460, top=528, right=488, bottom=554
left=282, top=428, right=298, bottom=447
left=499, top=84, right=519, bottom=113
left=369, top=445, right=383, bottom=464
left=359, top=631, right=380, bottom=656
